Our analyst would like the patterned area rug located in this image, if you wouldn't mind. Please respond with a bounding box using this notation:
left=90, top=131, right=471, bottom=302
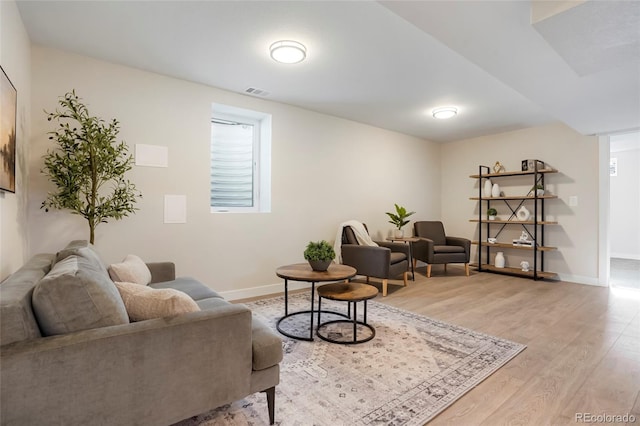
left=174, top=293, right=526, bottom=425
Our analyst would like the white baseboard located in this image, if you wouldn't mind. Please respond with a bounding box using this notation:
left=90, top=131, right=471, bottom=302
left=220, top=281, right=308, bottom=301
left=556, top=273, right=606, bottom=287
left=610, top=253, right=640, bottom=261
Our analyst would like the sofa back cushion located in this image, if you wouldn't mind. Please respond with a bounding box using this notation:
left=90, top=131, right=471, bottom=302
left=0, top=254, right=54, bottom=346
left=55, top=240, right=110, bottom=278
left=32, top=255, right=129, bottom=336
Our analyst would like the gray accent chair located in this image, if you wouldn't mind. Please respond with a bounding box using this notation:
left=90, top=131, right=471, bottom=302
left=412, top=221, right=471, bottom=278
left=341, top=224, right=409, bottom=296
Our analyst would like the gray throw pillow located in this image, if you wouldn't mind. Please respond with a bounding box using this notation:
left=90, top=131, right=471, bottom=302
left=32, top=255, right=129, bottom=336
left=55, top=240, right=110, bottom=278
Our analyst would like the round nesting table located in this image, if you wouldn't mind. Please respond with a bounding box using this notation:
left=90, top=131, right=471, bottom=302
left=275, top=263, right=357, bottom=341
left=316, top=282, right=378, bottom=344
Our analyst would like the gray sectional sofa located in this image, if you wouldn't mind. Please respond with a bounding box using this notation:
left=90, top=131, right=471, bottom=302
left=0, top=241, right=282, bottom=425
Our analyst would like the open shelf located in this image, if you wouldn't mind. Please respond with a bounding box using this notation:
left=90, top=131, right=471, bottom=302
left=470, top=263, right=557, bottom=279
left=469, top=195, right=558, bottom=201
left=469, top=169, right=558, bottom=179
left=471, top=241, right=557, bottom=251
left=469, top=219, right=559, bottom=225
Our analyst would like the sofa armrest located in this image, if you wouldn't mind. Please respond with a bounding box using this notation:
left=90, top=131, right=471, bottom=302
left=412, top=238, right=435, bottom=263
left=446, top=236, right=471, bottom=258
left=146, top=261, right=176, bottom=283
left=1, top=304, right=253, bottom=426
left=375, top=241, right=410, bottom=257
left=341, top=244, right=390, bottom=278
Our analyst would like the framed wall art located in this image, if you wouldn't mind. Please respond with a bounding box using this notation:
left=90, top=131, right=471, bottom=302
left=1, top=65, right=17, bottom=193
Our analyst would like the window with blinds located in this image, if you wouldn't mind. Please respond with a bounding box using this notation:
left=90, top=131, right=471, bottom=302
left=210, top=104, right=271, bottom=214
left=210, top=118, right=258, bottom=209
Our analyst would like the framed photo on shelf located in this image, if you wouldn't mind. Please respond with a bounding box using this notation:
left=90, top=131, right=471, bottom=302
left=521, top=159, right=544, bottom=172
left=1, top=65, right=17, bottom=193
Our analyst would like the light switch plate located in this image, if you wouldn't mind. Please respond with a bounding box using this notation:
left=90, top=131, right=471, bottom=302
left=569, top=196, right=578, bottom=207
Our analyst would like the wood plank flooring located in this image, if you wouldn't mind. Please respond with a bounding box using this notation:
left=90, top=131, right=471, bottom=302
left=242, top=265, right=640, bottom=425
left=373, top=266, right=640, bottom=425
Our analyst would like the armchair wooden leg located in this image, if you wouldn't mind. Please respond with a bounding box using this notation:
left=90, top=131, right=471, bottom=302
left=465, top=263, right=470, bottom=276
left=412, top=258, right=417, bottom=270
left=444, top=264, right=447, bottom=274
left=366, top=276, right=370, bottom=284
left=403, top=271, right=408, bottom=286
left=382, top=279, right=388, bottom=296
left=427, top=264, right=432, bottom=278
left=264, top=386, right=275, bottom=425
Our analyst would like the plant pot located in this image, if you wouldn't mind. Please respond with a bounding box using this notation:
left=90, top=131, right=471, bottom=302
left=308, top=259, right=332, bottom=272
left=488, top=215, right=496, bottom=221
left=394, top=229, right=404, bottom=238
left=536, top=189, right=545, bottom=196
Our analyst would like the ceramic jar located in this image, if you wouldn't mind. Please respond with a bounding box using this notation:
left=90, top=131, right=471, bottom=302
left=495, top=252, right=505, bottom=268
left=483, top=179, right=493, bottom=198
left=491, top=183, right=501, bottom=198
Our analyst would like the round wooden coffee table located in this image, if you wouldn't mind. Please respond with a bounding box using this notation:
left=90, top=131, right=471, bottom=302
left=275, top=263, right=357, bottom=341
left=316, top=282, right=378, bottom=344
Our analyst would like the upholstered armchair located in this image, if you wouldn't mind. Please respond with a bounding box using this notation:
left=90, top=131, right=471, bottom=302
left=412, top=221, right=470, bottom=278
left=340, top=224, right=409, bottom=296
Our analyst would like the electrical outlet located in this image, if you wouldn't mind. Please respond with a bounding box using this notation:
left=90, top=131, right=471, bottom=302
left=569, top=196, right=578, bottom=207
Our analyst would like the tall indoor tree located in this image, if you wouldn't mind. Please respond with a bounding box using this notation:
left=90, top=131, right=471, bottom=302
left=41, top=91, right=141, bottom=244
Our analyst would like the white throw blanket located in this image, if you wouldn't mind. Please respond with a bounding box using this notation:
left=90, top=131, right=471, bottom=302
left=333, top=220, right=378, bottom=264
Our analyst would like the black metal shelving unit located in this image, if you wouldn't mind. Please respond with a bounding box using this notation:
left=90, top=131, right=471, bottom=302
left=469, top=161, right=558, bottom=280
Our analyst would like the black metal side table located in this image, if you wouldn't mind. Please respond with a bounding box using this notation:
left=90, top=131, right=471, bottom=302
left=316, top=282, right=378, bottom=344
left=275, top=263, right=356, bottom=341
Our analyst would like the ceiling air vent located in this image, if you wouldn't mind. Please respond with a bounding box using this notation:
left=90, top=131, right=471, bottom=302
left=244, top=87, right=270, bottom=97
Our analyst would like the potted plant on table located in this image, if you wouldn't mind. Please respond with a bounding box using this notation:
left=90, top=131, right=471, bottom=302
left=385, top=203, right=415, bottom=238
left=304, top=240, right=335, bottom=272
left=487, top=208, right=498, bottom=221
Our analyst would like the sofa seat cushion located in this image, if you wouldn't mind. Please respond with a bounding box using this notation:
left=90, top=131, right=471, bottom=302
left=150, top=278, right=223, bottom=301
left=390, top=252, right=407, bottom=264
left=108, top=254, right=152, bottom=285
left=114, top=281, right=200, bottom=321
left=251, top=315, right=283, bottom=371
left=32, top=255, right=129, bottom=336
left=434, top=245, right=465, bottom=254
left=196, top=297, right=231, bottom=311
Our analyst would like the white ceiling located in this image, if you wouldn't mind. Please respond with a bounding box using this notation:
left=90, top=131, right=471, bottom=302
left=15, top=0, right=640, bottom=143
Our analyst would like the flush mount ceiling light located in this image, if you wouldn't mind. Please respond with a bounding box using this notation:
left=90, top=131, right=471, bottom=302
left=270, top=40, right=307, bottom=64
left=432, top=107, right=458, bottom=119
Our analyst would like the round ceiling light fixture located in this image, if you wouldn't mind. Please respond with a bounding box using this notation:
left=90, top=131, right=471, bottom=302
left=432, top=107, right=458, bottom=119
left=269, top=40, right=307, bottom=64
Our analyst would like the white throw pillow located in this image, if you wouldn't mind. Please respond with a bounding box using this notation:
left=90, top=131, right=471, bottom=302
left=114, top=281, right=200, bottom=321
left=108, top=254, right=152, bottom=285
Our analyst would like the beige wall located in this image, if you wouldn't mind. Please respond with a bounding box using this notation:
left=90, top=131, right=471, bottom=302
left=28, top=46, right=441, bottom=298
left=441, top=122, right=600, bottom=285
left=0, top=0, right=31, bottom=281
left=610, top=147, right=640, bottom=259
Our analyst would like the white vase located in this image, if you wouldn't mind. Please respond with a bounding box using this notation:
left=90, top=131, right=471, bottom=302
left=491, top=183, right=500, bottom=198
left=495, top=252, right=505, bottom=268
left=516, top=206, right=530, bottom=221
left=483, top=179, right=492, bottom=198
left=394, top=229, right=404, bottom=238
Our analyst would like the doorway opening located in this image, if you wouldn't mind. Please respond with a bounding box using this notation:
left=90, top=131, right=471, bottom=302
left=609, top=132, right=640, bottom=290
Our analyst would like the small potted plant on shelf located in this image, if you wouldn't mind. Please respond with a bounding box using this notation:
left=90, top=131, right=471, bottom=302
left=487, top=208, right=498, bottom=221
left=529, top=184, right=544, bottom=196
left=385, top=203, right=415, bottom=238
left=304, top=240, right=335, bottom=272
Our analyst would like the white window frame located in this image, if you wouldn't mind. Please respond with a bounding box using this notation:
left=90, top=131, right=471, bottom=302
left=210, top=104, right=271, bottom=213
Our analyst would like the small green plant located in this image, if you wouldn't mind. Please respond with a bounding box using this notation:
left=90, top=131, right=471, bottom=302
left=385, top=203, right=415, bottom=230
left=487, top=208, right=498, bottom=218
left=304, top=240, right=335, bottom=261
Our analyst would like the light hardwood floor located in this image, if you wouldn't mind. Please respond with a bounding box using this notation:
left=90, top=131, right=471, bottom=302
left=247, top=265, right=640, bottom=425
left=370, top=266, right=640, bottom=425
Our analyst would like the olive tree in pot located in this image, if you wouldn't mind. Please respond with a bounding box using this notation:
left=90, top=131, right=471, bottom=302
left=41, top=91, right=141, bottom=244
left=304, top=240, right=335, bottom=272
left=385, top=203, right=415, bottom=238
